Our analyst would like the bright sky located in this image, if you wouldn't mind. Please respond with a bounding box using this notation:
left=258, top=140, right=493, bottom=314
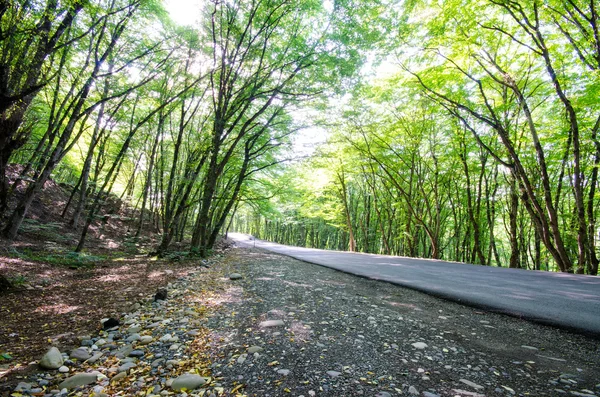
left=164, top=0, right=203, bottom=26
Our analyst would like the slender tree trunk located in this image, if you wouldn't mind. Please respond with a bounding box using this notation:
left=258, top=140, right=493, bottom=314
left=136, top=113, right=163, bottom=237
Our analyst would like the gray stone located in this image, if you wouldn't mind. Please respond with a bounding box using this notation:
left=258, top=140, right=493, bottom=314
left=277, top=369, right=290, bottom=376
left=127, top=326, right=142, bottom=334
left=129, top=350, right=145, bottom=357
left=115, top=345, right=133, bottom=358
left=126, top=333, right=141, bottom=342
left=58, top=366, right=69, bottom=373
left=237, top=354, right=248, bottom=364
left=159, top=334, right=175, bottom=342
left=459, top=379, right=484, bottom=390
left=14, top=382, right=32, bottom=392
left=112, top=372, right=127, bottom=382
left=326, top=371, right=341, bottom=377
left=259, top=320, right=285, bottom=328
left=87, top=353, right=103, bottom=364
left=39, top=347, right=64, bottom=369
left=70, top=348, right=91, bottom=361
left=118, top=362, right=136, bottom=373
left=229, top=273, right=243, bottom=280
left=423, top=392, right=440, bottom=397
left=408, top=386, right=419, bottom=395
left=247, top=346, right=263, bottom=354
left=81, top=339, right=94, bottom=347
left=58, top=372, right=98, bottom=390
left=171, top=374, right=207, bottom=391
left=375, top=393, right=391, bottom=397
left=140, top=336, right=153, bottom=345
left=411, top=342, right=428, bottom=349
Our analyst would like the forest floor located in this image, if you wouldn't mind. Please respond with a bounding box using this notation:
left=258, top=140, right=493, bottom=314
left=2, top=244, right=600, bottom=397
left=0, top=165, right=220, bottom=393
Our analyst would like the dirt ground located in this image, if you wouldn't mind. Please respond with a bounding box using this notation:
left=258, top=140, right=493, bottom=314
left=0, top=166, right=209, bottom=391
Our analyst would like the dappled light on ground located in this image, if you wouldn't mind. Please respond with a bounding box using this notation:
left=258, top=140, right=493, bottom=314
left=34, top=303, right=82, bottom=315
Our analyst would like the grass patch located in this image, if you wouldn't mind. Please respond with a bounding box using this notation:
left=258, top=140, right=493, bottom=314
left=6, top=249, right=106, bottom=268
left=19, top=219, right=72, bottom=242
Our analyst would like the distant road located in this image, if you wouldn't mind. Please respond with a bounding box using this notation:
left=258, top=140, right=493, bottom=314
left=228, top=233, right=600, bottom=337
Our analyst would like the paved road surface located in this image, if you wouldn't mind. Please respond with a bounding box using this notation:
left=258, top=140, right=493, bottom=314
left=228, top=233, right=600, bottom=337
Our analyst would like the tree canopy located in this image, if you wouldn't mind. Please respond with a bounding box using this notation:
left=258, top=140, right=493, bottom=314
left=1, top=0, right=598, bottom=274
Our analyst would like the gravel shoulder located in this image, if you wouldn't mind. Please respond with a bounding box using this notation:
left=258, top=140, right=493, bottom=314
left=3, top=246, right=600, bottom=397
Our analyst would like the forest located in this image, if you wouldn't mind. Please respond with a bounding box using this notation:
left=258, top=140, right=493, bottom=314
left=1, top=0, right=599, bottom=276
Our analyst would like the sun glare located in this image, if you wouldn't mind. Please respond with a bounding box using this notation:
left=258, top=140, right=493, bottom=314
left=164, top=0, right=203, bottom=26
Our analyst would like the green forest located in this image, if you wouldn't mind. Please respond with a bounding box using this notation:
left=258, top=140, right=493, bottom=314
left=2, top=0, right=600, bottom=275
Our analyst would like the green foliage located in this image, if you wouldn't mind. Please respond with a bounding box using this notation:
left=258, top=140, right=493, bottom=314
left=7, top=249, right=105, bottom=268
left=7, top=274, right=28, bottom=287
left=3, top=0, right=598, bottom=273
left=0, top=352, right=12, bottom=361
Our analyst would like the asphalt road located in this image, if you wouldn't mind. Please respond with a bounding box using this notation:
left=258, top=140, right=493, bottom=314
left=228, top=233, right=600, bottom=337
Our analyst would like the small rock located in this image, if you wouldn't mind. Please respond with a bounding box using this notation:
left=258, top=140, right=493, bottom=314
left=229, top=273, right=243, bottom=280
left=160, top=334, right=173, bottom=342
left=326, top=371, right=341, bottom=377
left=375, top=392, right=391, bottom=397
left=58, top=366, right=70, bottom=373
left=87, top=353, right=103, bottom=364
left=115, top=345, right=133, bottom=358
left=237, top=354, right=248, bottom=364
left=39, top=347, right=64, bottom=369
left=118, top=362, right=136, bottom=373
left=58, top=372, right=98, bottom=390
left=112, top=372, right=127, bottom=382
left=423, top=392, right=440, bottom=397
left=459, top=379, right=484, bottom=391
left=259, top=320, right=285, bottom=328
left=70, top=348, right=91, bottom=361
left=171, top=373, right=207, bottom=391
left=247, top=346, right=263, bottom=354
left=140, top=336, right=153, bottom=345
left=129, top=350, right=145, bottom=357
left=412, top=342, right=428, bottom=349
left=408, top=385, right=419, bottom=395
left=277, top=369, right=290, bottom=376
left=14, top=382, right=32, bottom=392
left=126, top=333, right=141, bottom=342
